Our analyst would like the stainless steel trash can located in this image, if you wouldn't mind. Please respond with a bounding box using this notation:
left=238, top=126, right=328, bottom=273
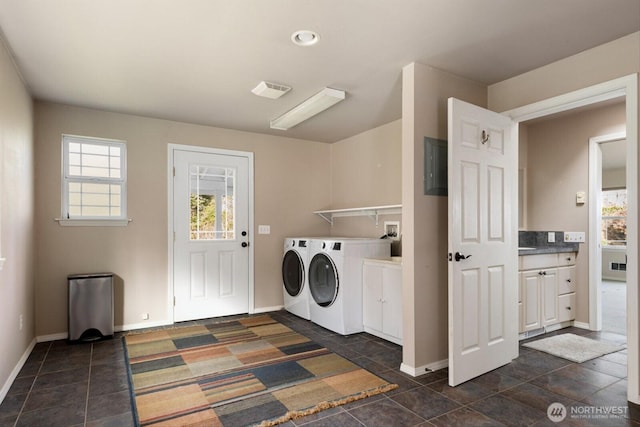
left=68, top=273, right=114, bottom=342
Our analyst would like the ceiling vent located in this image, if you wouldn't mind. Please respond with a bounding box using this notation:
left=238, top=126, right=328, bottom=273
left=251, top=81, right=291, bottom=99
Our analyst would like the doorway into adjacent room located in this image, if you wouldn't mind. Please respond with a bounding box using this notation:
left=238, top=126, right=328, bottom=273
left=591, top=134, right=627, bottom=336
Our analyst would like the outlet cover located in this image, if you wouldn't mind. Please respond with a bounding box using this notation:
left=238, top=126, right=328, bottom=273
left=548, top=232, right=555, bottom=243
left=564, top=232, right=586, bottom=243
left=384, top=221, right=400, bottom=240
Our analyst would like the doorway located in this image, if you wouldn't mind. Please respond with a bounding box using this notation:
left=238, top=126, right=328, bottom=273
left=168, top=144, right=255, bottom=322
left=503, top=74, right=638, bottom=404
left=590, top=133, right=627, bottom=335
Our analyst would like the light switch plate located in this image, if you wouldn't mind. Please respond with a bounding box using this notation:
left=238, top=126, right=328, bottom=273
left=548, top=232, right=555, bottom=243
left=258, top=225, right=271, bottom=235
left=564, top=231, right=585, bottom=242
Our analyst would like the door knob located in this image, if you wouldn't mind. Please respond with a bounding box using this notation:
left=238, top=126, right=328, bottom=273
left=454, top=252, right=471, bottom=262
left=241, top=242, right=248, bottom=248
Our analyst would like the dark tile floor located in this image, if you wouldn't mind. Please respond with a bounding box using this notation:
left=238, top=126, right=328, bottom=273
left=0, top=310, right=634, bottom=426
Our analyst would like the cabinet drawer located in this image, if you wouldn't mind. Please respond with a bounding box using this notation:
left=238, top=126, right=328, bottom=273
left=557, top=266, right=576, bottom=295
left=520, top=254, right=558, bottom=270
left=558, top=293, right=576, bottom=322
left=558, top=253, right=576, bottom=266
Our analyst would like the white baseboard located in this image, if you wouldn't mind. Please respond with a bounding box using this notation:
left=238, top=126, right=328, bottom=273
left=572, top=321, right=591, bottom=330
left=400, top=358, right=448, bottom=377
left=36, top=332, right=68, bottom=343
left=1, top=338, right=36, bottom=403
left=118, top=319, right=172, bottom=332
left=253, top=305, right=284, bottom=314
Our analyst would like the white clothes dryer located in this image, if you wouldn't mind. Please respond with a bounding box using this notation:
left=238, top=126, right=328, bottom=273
left=282, top=238, right=311, bottom=319
left=308, top=238, right=390, bottom=335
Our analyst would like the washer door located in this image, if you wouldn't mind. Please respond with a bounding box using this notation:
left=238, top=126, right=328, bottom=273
left=308, top=253, right=338, bottom=307
left=282, top=250, right=304, bottom=297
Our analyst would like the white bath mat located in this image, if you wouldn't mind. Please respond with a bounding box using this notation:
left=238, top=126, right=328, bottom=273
left=523, top=333, right=625, bottom=363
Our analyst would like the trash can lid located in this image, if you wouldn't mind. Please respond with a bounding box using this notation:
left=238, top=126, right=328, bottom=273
left=68, top=273, right=114, bottom=279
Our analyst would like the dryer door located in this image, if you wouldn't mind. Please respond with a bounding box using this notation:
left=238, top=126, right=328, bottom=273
left=282, top=250, right=304, bottom=297
left=309, top=253, right=338, bottom=307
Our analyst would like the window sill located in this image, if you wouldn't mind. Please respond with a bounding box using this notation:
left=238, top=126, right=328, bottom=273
left=602, top=245, right=627, bottom=251
left=55, top=218, right=132, bottom=227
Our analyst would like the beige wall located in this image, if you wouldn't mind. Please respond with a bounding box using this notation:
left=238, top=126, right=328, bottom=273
left=402, top=63, right=487, bottom=372
left=329, top=119, right=402, bottom=248
left=489, top=32, right=640, bottom=113
left=522, top=102, right=626, bottom=322
left=33, top=102, right=331, bottom=337
left=603, top=167, right=626, bottom=189
left=0, top=38, right=34, bottom=398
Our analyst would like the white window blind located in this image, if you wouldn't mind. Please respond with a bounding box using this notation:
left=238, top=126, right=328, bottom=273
left=62, top=135, right=127, bottom=221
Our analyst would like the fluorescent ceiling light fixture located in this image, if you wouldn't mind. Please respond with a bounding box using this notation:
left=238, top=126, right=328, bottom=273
left=270, top=87, right=345, bottom=130
left=251, top=81, right=291, bottom=99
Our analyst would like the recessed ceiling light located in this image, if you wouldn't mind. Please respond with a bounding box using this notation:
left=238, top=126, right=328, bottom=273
left=291, top=30, right=320, bottom=46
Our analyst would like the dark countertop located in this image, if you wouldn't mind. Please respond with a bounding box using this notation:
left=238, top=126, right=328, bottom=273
left=518, top=231, right=580, bottom=256
left=518, top=245, right=579, bottom=256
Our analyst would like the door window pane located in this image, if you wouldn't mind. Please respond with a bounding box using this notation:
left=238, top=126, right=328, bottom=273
left=190, top=165, right=235, bottom=240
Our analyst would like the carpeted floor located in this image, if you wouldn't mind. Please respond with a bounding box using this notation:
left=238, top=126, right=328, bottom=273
left=124, top=314, right=397, bottom=427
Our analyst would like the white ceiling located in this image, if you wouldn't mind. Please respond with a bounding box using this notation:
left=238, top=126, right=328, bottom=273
left=0, top=0, right=638, bottom=143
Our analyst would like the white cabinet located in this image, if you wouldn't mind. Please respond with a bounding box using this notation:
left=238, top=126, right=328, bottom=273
left=519, top=253, right=576, bottom=334
left=363, top=259, right=403, bottom=345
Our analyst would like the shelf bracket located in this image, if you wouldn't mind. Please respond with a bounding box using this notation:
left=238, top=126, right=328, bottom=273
left=316, top=212, right=334, bottom=226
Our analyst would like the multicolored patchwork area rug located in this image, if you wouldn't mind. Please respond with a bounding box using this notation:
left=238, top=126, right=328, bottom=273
left=124, top=314, right=397, bottom=426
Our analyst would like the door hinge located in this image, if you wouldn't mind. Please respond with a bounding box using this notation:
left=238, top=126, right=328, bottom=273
left=173, top=166, right=175, bottom=177
left=173, top=296, right=176, bottom=306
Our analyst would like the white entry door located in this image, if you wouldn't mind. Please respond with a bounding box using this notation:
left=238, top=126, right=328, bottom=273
left=172, top=147, right=251, bottom=322
left=448, top=98, right=518, bottom=386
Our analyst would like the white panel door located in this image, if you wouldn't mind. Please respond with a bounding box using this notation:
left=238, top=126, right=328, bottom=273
left=173, top=149, right=250, bottom=322
left=448, top=98, right=518, bottom=386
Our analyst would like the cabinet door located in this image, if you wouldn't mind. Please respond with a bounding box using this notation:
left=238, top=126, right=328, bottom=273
left=522, top=271, right=541, bottom=331
left=382, top=266, right=403, bottom=341
left=541, top=269, right=559, bottom=326
left=363, top=263, right=383, bottom=332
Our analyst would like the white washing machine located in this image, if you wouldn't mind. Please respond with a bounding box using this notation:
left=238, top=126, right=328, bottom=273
left=282, top=238, right=312, bottom=319
left=308, top=238, right=391, bottom=335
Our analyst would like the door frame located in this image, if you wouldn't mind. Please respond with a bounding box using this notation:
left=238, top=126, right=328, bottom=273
left=167, top=143, right=255, bottom=323
left=589, top=131, right=627, bottom=332
left=501, top=74, right=638, bottom=405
